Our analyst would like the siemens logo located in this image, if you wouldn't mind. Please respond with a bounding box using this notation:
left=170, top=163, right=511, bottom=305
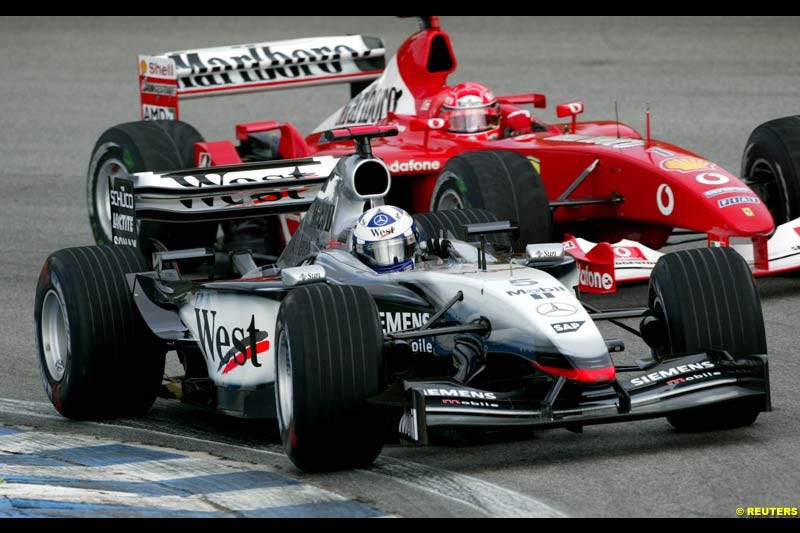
left=379, top=311, right=431, bottom=333
left=423, top=388, right=497, bottom=400
left=630, top=361, right=715, bottom=386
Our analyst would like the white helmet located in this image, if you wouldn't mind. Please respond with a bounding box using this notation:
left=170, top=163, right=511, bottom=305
left=352, top=206, right=418, bottom=273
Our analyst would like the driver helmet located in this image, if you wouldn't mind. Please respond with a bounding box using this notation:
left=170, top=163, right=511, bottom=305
left=439, top=82, right=501, bottom=140
left=352, top=206, right=418, bottom=273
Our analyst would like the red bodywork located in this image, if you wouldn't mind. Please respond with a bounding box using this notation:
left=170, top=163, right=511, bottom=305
left=145, top=17, right=779, bottom=279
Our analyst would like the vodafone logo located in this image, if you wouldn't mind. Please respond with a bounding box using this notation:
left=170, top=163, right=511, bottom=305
left=696, top=172, right=729, bottom=185
left=388, top=160, right=442, bottom=173
left=567, top=102, right=584, bottom=114
left=656, top=184, right=674, bottom=216
left=578, top=265, right=614, bottom=291
left=613, top=246, right=647, bottom=260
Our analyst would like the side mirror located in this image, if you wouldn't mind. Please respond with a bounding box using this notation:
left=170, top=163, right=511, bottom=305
left=555, top=101, right=585, bottom=134
left=497, top=93, right=547, bottom=109
left=525, top=243, right=565, bottom=268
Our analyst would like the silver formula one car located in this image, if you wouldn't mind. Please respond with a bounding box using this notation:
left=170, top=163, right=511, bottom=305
left=35, top=127, right=770, bottom=471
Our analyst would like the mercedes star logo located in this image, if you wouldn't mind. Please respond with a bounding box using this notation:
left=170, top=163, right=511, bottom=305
left=372, top=214, right=390, bottom=226
left=536, top=302, right=578, bottom=318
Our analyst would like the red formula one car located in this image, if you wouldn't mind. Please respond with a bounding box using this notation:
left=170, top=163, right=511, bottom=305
left=87, top=16, right=800, bottom=292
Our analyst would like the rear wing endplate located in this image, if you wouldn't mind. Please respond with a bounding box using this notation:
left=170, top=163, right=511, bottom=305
left=138, top=35, right=385, bottom=120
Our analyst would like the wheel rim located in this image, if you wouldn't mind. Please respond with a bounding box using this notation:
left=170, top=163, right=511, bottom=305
left=747, top=158, right=788, bottom=224
left=41, top=289, right=68, bottom=382
left=96, top=158, right=128, bottom=241
left=438, top=189, right=464, bottom=210
left=276, top=325, right=294, bottom=431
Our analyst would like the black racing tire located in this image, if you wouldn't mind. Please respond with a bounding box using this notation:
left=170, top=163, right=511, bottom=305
left=741, top=116, right=800, bottom=224
left=275, top=284, right=384, bottom=471
left=430, top=150, right=551, bottom=250
left=87, top=120, right=218, bottom=258
left=413, top=207, right=511, bottom=249
left=34, top=246, right=166, bottom=419
left=647, top=247, right=765, bottom=432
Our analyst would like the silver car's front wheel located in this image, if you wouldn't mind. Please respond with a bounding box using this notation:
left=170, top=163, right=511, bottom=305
left=276, top=324, right=294, bottom=433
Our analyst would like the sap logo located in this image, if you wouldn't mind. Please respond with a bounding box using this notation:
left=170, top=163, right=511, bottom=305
left=194, top=309, right=267, bottom=374
left=551, top=321, right=584, bottom=334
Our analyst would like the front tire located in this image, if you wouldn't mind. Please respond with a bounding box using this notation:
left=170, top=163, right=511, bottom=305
left=87, top=120, right=217, bottom=257
left=34, top=246, right=165, bottom=419
left=741, top=116, right=800, bottom=224
left=275, top=284, right=384, bottom=471
left=430, top=151, right=552, bottom=250
left=647, top=247, right=765, bottom=431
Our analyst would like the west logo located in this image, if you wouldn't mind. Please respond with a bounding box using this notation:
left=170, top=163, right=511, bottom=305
left=194, top=309, right=268, bottom=374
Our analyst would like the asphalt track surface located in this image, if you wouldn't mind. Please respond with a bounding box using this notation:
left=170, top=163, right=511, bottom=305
left=1, top=16, right=799, bottom=517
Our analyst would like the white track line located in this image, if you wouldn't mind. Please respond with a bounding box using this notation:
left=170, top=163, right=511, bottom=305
left=0, top=397, right=565, bottom=517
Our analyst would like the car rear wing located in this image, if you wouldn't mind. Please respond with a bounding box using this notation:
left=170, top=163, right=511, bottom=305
left=110, top=157, right=339, bottom=248
left=138, top=35, right=386, bottom=120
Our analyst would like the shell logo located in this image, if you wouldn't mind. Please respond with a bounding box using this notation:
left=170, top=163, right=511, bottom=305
left=660, top=156, right=715, bottom=173
left=140, top=60, right=147, bottom=75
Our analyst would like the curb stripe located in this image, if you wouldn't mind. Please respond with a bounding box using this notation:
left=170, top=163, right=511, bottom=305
left=1, top=471, right=299, bottom=497
left=1, top=400, right=567, bottom=517
left=31, top=443, right=185, bottom=467
left=2, top=497, right=385, bottom=518
left=0, top=424, right=385, bottom=518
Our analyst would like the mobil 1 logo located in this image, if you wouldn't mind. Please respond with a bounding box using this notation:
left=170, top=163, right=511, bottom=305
left=110, top=177, right=137, bottom=247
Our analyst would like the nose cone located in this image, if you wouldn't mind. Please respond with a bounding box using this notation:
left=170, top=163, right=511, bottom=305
left=534, top=352, right=616, bottom=383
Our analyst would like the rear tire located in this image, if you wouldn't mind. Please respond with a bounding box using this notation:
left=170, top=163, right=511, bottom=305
left=741, top=116, right=800, bottom=224
left=34, top=246, right=166, bottom=419
left=647, top=247, right=765, bottom=431
left=87, top=120, right=218, bottom=258
left=430, top=151, right=551, bottom=250
left=413, top=207, right=511, bottom=249
left=275, top=284, right=384, bottom=471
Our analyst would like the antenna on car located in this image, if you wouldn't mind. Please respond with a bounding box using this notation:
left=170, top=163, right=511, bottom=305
left=646, top=103, right=652, bottom=148
left=323, top=125, right=399, bottom=158
left=614, top=101, right=621, bottom=139
left=397, top=16, right=440, bottom=30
